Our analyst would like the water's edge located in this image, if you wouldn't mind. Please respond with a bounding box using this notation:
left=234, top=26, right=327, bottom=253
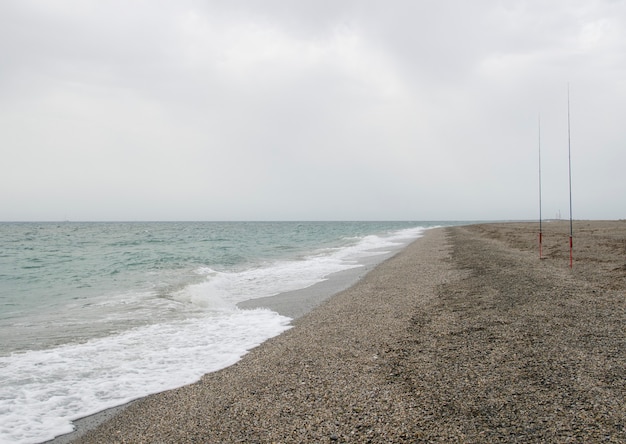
left=237, top=247, right=399, bottom=318
left=46, top=239, right=416, bottom=443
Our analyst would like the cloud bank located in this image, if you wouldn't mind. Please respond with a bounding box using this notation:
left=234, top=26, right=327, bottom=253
left=1, top=0, right=624, bottom=220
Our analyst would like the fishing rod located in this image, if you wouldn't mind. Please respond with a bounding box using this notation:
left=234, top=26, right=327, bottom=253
left=567, top=84, right=573, bottom=268
left=538, top=113, right=543, bottom=260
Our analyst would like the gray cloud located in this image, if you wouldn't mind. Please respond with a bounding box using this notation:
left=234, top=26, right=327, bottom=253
left=1, top=0, right=625, bottom=221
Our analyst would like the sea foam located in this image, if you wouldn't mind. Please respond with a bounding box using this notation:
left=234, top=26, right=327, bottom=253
left=0, top=309, right=291, bottom=444
left=0, top=222, right=429, bottom=443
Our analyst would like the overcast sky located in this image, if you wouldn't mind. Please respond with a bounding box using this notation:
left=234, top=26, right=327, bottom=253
left=1, top=0, right=624, bottom=221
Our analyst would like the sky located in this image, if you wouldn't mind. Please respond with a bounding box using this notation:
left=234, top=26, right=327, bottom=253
left=1, top=0, right=625, bottom=221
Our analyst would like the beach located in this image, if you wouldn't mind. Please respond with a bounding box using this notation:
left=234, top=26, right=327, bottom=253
left=67, top=221, right=625, bottom=443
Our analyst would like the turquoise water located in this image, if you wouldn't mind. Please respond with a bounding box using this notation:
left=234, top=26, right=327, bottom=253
left=0, top=221, right=459, bottom=443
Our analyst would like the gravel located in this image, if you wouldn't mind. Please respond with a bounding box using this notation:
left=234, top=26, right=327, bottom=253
left=72, top=221, right=626, bottom=443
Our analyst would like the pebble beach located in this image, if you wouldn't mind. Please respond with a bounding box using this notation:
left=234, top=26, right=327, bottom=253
left=66, top=221, right=625, bottom=443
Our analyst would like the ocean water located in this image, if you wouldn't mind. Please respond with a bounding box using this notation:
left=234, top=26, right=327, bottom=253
left=0, top=221, right=455, bottom=443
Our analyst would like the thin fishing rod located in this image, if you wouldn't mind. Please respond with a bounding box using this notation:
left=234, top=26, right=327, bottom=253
left=538, top=113, right=543, bottom=259
left=567, top=84, right=573, bottom=268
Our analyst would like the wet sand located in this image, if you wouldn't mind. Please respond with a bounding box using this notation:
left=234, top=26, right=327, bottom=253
left=70, top=221, right=625, bottom=442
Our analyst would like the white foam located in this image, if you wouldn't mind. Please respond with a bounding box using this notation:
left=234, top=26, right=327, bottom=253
left=0, top=309, right=291, bottom=444
left=173, top=227, right=425, bottom=308
left=0, top=225, right=426, bottom=443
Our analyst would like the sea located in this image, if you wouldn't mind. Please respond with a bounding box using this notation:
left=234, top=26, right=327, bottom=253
left=0, top=221, right=460, bottom=443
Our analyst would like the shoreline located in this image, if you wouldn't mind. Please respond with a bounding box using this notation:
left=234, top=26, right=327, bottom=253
left=66, top=226, right=455, bottom=443
left=237, top=244, right=405, bottom=318
left=61, top=221, right=626, bottom=442
left=47, top=231, right=421, bottom=443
